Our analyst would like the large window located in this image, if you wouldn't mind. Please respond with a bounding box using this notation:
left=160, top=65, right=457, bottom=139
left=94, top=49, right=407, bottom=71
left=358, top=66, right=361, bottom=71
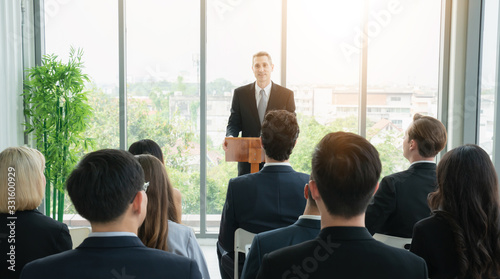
left=43, top=0, right=448, bottom=236
left=479, top=0, right=499, bottom=156
left=126, top=0, right=201, bottom=230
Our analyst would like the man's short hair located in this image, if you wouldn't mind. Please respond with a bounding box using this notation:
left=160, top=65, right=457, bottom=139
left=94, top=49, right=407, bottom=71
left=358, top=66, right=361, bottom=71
left=407, top=113, right=447, bottom=157
left=261, top=110, right=299, bottom=161
left=312, top=132, right=381, bottom=218
left=0, top=146, right=45, bottom=212
left=66, top=149, right=144, bottom=223
left=252, top=51, right=272, bottom=65
left=129, top=139, right=164, bottom=164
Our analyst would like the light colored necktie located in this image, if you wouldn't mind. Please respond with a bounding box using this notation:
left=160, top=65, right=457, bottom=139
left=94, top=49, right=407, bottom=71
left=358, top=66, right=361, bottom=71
left=258, top=89, right=266, bottom=123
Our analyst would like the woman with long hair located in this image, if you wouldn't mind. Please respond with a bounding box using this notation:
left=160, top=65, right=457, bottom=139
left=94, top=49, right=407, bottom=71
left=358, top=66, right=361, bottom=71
left=411, top=144, right=500, bottom=279
left=135, top=154, right=210, bottom=279
left=129, top=139, right=182, bottom=223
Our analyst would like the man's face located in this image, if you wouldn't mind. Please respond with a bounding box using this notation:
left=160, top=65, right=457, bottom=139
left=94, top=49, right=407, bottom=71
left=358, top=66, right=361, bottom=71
left=252, top=55, right=274, bottom=86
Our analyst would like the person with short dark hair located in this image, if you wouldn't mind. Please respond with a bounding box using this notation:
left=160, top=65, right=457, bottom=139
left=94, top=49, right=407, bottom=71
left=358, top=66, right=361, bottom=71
left=256, top=132, right=428, bottom=279
left=218, top=110, right=308, bottom=279
left=129, top=139, right=183, bottom=223
left=0, top=147, right=72, bottom=279
left=20, top=149, right=201, bottom=279
left=223, top=51, right=296, bottom=176
left=411, top=144, right=500, bottom=279
left=366, top=113, right=447, bottom=237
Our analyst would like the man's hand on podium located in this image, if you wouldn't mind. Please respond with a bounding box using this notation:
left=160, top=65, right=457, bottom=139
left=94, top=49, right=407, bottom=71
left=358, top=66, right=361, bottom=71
left=222, top=136, right=232, bottom=152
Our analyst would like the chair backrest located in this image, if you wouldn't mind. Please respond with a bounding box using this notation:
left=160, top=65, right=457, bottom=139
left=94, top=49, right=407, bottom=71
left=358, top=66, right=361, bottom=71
left=373, top=233, right=412, bottom=250
left=234, top=228, right=256, bottom=279
left=69, top=227, right=91, bottom=249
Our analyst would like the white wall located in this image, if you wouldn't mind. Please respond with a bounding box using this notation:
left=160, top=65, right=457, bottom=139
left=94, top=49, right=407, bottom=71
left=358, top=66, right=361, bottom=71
left=0, top=1, right=25, bottom=151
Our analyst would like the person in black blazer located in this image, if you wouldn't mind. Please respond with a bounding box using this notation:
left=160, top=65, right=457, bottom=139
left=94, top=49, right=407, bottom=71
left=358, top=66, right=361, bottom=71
left=218, top=110, right=308, bottom=279
left=0, top=147, right=72, bottom=279
left=20, top=149, right=201, bottom=279
left=223, top=51, right=296, bottom=176
left=365, top=113, right=447, bottom=238
left=241, top=183, right=320, bottom=279
left=411, top=145, right=500, bottom=279
left=257, top=132, right=428, bottom=279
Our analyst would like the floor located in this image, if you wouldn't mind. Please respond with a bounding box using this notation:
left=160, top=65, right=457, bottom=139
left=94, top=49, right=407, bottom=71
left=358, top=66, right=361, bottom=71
left=198, top=238, right=222, bottom=279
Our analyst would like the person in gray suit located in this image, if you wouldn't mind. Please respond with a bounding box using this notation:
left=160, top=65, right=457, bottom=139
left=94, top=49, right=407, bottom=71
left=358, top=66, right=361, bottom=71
left=223, top=51, right=296, bottom=176
left=256, top=132, right=428, bottom=279
left=365, top=113, right=447, bottom=237
left=241, top=182, right=320, bottom=279
left=20, top=149, right=201, bottom=279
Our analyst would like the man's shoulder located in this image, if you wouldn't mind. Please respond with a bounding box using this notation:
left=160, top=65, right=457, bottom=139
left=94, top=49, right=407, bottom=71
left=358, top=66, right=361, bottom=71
left=271, top=82, right=293, bottom=94
left=234, top=82, right=254, bottom=93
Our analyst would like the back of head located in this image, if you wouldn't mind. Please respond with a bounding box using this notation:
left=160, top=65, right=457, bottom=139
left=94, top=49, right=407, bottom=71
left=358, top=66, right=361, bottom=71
left=261, top=110, right=299, bottom=161
left=0, top=146, right=45, bottom=212
left=429, top=144, right=500, bottom=278
left=135, top=154, right=171, bottom=250
left=407, top=113, right=447, bottom=157
left=312, top=132, right=381, bottom=218
left=129, top=139, right=164, bottom=164
left=66, top=149, right=144, bottom=223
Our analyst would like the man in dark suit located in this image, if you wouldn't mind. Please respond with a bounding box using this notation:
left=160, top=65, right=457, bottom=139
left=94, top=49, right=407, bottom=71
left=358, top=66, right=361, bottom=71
left=256, top=132, right=428, bottom=279
left=218, top=110, right=309, bottom=279
left=365, top=113, right=447, bottom=238
left=223, top=51, right=296, bottom=176
left=241, top=182, right=320, bottom=279
left=20, top=149, right=201, bottom=279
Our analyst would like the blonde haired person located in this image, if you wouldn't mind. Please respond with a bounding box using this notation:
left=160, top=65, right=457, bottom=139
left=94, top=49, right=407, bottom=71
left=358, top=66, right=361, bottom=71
left=135, top=154, right=210, bottom=279
left=0, top=146, right=72, bottom=279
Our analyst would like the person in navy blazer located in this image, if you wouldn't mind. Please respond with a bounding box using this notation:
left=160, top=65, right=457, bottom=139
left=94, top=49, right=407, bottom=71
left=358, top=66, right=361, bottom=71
left=20, top=149, right=201, bottom=279
left=256, top=132, right=428, bottom=279
left=223, top=51, right=296, bottom=176
left=241, top=183, right=321, bottom=279
left=218, top=110, right=309, bottom=279
left=365, top=113, right=447, bottom=238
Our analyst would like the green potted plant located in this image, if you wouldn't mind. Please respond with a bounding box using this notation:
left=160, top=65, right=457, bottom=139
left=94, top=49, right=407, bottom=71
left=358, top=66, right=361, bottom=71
left=23, top=47, right=93, bottom=222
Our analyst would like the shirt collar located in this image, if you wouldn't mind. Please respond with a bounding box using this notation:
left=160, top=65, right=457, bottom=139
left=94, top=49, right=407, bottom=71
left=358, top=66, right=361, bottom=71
left=255, top=82, right=272, bottom=97
left=263, top=162, right=291, bottom=168
left=89, top=232, right=137, bottom=237
left=410, top=160, right=435, bottom=166
left=299, top=215, right=321, bottom=220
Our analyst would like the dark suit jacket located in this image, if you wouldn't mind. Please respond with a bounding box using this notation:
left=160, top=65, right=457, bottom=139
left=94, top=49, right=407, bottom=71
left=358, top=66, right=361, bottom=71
left=20, top=236, right=202, bottom=279
left=218, top=165, right=308, bottom=255
left=241, top=217, right=320, bottom=279
left=256, top=227, right=428, bottom=279
left=225, top=82, right=295, bottom=176
left=0, top=210, right=72, bottom=279
left=410, top=215, right=458, bottom=279
left=365, top=162, right=437, bottom=237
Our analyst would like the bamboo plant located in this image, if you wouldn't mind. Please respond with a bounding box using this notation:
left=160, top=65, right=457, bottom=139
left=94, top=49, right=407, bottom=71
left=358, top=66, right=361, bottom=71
left=23, top=47, right=93, bottom=222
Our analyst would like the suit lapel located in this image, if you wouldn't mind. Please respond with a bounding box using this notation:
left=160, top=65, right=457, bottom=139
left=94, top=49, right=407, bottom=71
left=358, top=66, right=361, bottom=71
left=267, top=81, right=280, bottom=113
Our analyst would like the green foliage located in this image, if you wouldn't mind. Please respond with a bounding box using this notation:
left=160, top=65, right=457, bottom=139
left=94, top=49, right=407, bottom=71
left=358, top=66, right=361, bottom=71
left=23, top=48, right=93, bottom=221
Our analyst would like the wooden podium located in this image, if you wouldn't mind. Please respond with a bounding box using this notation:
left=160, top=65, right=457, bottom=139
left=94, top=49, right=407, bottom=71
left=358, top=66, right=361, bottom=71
left=224, top=137, right=265, bottom=173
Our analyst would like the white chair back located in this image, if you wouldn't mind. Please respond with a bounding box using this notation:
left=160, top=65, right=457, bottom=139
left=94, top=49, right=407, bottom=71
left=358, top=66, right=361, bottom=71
left=234, top=228, right=256, bottom=279
left=373, top=233, right=412, bottom=250
left=69, top=227, right=91, bottom=249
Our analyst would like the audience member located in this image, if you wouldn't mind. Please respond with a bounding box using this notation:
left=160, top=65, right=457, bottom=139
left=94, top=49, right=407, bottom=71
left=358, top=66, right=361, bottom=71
left=241, top=181, right=320, bottom=279
left=0, top=147, right=72, bottom=279
left=256, top=132, right=427, bottom=279
left=20, top=149, right=201, bottom=279
left=218, top=110, right=309, bottom=279
left=135, top=154, right=210, bottom=279
left=129, top=139, right=182, bottom=222
left=366, top=113, right=447, bottom=237
left=411, top=144, right=500, bottom=279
